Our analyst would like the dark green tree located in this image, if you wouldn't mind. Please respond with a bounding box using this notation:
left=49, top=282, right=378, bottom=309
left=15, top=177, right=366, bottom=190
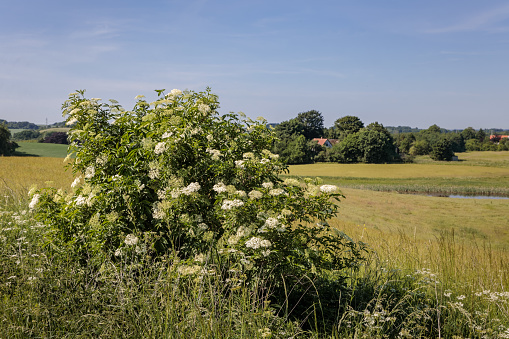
left=476, top=129, right=487, bottom=142
left=334, top=116, right=364, bottom=138
left=357, top=123, right=396, bottom=163
left=461, top=127, right=476, bottom=141
left=295, top=110, right=324, bottom=139
left=0, top=124, right=18, bottom=156
left=430, top=138, right=454, bottom=161
left=409, top=139, right=431, bottom=155
left=395, top=133, right=416, bottom=154
left=426, top=124, right=441, bottom=134
left=329, top=133, right=362, bottom=163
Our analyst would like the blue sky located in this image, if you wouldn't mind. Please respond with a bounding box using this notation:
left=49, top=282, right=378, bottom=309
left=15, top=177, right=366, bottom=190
left=1, top=0, right=508, bottom=129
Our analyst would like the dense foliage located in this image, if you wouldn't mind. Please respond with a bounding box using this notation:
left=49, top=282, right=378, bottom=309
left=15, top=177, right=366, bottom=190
left=0, top=124, right=18, bottom=156
left=12, top=129, right=41, bottom=141
left=30, top=89, right=366, bottom=315
left=41, top=131, right=68, bottom=144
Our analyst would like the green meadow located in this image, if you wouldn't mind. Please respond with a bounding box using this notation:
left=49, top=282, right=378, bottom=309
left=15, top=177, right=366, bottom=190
left=13, top=141, right=69, bottom=158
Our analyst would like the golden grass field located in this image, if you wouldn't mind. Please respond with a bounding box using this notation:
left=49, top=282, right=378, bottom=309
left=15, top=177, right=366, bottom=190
left=285, top=151, right=509, bottom=250
left=288, top=153, right=509, bottom=179
left=0, top=157, right=75, bottom=198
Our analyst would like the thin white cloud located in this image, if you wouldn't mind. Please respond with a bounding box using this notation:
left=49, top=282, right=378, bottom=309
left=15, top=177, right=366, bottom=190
left=425, top=4, right=509, bottom=33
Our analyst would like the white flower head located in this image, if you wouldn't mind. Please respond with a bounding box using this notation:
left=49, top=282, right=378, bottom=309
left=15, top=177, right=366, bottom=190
left=66, top=117, right=78, bottom=126
left=206, top=148, right=221, bottom=160
left=248, top=190, right=263, bottom=200
left=320, top=185, right=338, bottom=193
left=181, top=182, right=201, bottom=195
left=162, top=132, right=173, bottom=139
left=262, top=182, right=273, bottom=189
left=235, top=160, right=245, bottom=168
left=75, top=195, right=86, bottom=206
left=167, top=89, right=183, bottom=97
left=125, top=234, right=139, bottom=246
left=155, top=142, right=167, bottom=155
left=198, top=103, right=210, bottom=114
left=264, top=217, right=279, bottom=228
left=71, top=176, right=82, bottom=188
left=221, top=199, right=244, bottom=210
left=84, top=166, right=95, bottom=179
left=245, top=237, right=271, bottom=249
left=213, top=182, right=227, bottom=193
left=29, top=194, right=40, bottom=210
left=269, top=188, right=285, bottom=196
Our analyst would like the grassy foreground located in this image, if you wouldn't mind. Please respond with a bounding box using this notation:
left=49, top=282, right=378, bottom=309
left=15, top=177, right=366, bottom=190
left=1, top=156, right=508, bottom=338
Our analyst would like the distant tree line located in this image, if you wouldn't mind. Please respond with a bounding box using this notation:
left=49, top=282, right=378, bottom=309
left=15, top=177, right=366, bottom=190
left=271, top=112, right=509, bottom=165
left=0, top=120, right=40, bottom=130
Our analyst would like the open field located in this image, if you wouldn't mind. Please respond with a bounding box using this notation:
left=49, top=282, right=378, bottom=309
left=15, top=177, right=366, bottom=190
left=1, top=155, right=508, bottom=337
left=286, top=152, right=509, bottom=196
left=334, top=187, right=509, bottom=248
left=14, top=141, right=69, bottom=158
left=0, top=157, right=74, bottom=198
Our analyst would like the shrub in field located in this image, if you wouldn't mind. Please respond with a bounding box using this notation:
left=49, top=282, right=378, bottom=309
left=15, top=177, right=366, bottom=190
left=30, top=89, right=365, bottom=300
left=41, top=131, right=68, bottom=144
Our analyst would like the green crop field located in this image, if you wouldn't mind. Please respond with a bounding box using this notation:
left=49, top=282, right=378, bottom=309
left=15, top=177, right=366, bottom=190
left=14, top=141, right=69, bottom=158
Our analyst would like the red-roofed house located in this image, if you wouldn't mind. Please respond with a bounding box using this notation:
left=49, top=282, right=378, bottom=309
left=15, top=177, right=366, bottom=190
left=490, top=135, right=509, bottom=142
left=312, top=138, right=337, bottom=148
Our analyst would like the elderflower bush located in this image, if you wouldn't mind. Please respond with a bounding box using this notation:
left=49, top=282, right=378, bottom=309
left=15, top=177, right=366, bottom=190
left=30, top=88, right=364, bottom=283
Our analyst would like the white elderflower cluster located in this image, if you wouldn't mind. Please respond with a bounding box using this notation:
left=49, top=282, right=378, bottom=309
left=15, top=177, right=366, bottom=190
left=264, top=217, right=279, bottom=229
left=221, top=199, right=244, bottom=210
left=283, top=178, right=300, bottom=186
left=29, top=194, right=40, bottom=210
left=248, top=190, right=263, bottom=199
left=198, top=103, right=210, bottom=114
left=181, top=182, right=201, bottom=195
left=269, top=188, right=285, bottom=196
left=262, top=182, right=273, bottom=189
left=320, top=185, right=338, bottom=193
left=66, top=117, right=78, bottom=126
left=148, top=162, right=160, bottom=179
left=235, top=160, right=245, bottom=168
left=235, top=190, right=246, bottom=198
left=213, top=182, right=227, bottom=193
left=84, top=166, right=95, bottom=179
left=96, top=154, right=108, bottom=166
left=75, top=195, right=86, bottom=206
left=245, top=237, right=271, bottom=249
left=71, top=176, right=82, bottom=188
left=124, top=234, right=139, bottom=246
left=167, top=89, right=183, bottom=97
left=206, top=148, right=221, bottom=160
left=152, top=203, right=166, bottom=219
left=162, top=131, right=173, bottom=139
left=155, top=142, right=167, bottom=155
